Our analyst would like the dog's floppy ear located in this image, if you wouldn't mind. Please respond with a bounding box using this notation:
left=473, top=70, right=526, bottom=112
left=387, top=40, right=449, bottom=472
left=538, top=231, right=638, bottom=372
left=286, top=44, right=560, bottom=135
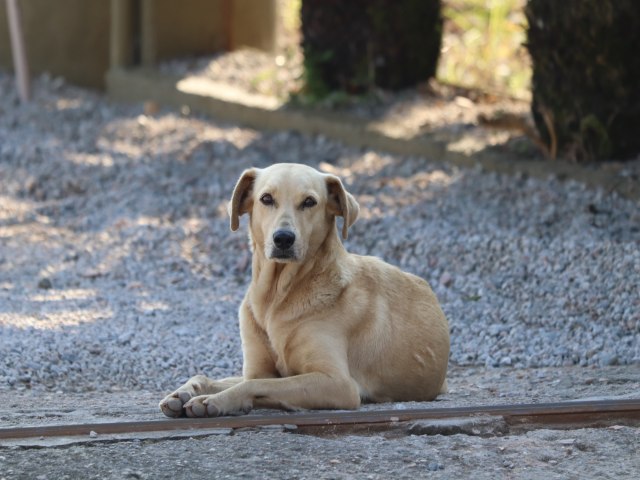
left=229, top=168, right=258, bottom=231
left=325, top=174, right=359, bottom=239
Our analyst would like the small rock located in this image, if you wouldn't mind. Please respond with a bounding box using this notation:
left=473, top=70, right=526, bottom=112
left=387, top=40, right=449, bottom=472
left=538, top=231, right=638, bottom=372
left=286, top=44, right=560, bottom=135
left=558, top=438, right=575, bottom=445
left=143, top=101, right=160, bottom=116
left=500, top=356, right=512, bottom=366
left=600, top=354, right=619, bottom=366
left=123, top=469, right=142, bottom=479
left=454, top=96, right=474, bottom=108
left=88, top=345, right=102, bottom=355
left=439, top=272, right=453, bottom=287
left=38, top=278, right=52, bottom=290
left=51, top=76, right=66, bottom=90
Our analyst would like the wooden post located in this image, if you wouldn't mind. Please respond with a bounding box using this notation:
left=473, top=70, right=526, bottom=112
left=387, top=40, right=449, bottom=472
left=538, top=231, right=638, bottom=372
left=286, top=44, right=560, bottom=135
left=140, top=0, right=157, bottom=67
left=5, top=0, right=30, bottom=102
left=110, top=0, right=135, bottom=68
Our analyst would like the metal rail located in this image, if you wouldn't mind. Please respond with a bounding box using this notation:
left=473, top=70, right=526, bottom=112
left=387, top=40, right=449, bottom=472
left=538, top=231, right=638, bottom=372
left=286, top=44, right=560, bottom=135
left=1, top=399, right=639, bottom=440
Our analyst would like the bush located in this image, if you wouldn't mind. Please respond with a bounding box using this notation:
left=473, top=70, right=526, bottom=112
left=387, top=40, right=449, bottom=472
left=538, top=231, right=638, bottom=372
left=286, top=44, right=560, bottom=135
left=300, top=0, right=442, bottom=95
left=526, top=1, right=640, bottom=161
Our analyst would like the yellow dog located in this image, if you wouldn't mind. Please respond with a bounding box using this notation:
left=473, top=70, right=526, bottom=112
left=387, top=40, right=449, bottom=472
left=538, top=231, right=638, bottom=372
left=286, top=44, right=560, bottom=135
left=160, top=163, right=449, bottom=417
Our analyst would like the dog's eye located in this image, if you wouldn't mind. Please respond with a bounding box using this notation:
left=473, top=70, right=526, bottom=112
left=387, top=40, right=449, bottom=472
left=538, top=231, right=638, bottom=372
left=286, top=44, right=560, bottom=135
left=260, top=193, right=274, bottom=206
left=301, top=197, right=317, bottom=209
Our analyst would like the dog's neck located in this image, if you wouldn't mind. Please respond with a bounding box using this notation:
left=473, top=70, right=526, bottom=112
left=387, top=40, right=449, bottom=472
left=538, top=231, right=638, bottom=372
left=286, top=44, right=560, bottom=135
left=249, top=226, right=347, bottom=315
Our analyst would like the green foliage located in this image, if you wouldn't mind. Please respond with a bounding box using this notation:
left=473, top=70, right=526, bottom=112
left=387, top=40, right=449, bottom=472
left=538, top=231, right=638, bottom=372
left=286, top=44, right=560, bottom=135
left=439, top=0, right=530, bottom=99
left=526, top=0, right=640, bottom=161
left=301, top=49, right=334, bottom=99
left=300, top=0, right=442, bottom=96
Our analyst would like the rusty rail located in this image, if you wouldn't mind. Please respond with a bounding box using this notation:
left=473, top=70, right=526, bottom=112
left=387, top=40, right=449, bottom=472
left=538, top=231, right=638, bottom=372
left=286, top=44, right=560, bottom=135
left=1, top=399, right=639, bottom=440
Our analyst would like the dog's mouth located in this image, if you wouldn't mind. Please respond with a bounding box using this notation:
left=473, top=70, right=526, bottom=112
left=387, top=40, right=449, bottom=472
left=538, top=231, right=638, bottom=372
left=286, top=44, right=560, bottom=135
left=269, top=248, right=298, bottom=262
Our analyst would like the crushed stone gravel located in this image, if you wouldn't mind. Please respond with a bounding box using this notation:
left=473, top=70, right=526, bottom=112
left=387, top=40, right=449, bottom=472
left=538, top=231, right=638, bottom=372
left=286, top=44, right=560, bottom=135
left=2, top=424, right=639, bottom=480
left=0, top=71, right=639, bottom=395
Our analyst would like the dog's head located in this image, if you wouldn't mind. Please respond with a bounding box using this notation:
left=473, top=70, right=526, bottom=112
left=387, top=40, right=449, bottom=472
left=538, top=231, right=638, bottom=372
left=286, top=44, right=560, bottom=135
left=229, top=163, right=359, bottom=263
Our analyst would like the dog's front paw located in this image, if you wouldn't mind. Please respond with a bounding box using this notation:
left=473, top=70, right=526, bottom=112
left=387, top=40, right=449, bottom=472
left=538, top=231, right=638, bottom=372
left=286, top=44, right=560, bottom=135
left=184, top=394, right=253, bottom=417
left=159, top=390, right=194, bottom=418
left=184, top=395, right=221, bottom=418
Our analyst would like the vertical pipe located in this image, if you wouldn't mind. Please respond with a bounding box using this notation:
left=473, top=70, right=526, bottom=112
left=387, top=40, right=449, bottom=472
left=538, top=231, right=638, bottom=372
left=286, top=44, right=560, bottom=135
left=6, top=0, right=30, bottom=102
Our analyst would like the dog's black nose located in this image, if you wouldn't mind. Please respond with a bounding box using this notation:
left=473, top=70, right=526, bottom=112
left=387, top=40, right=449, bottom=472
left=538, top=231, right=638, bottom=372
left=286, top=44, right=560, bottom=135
left=273, top=230, right=296, bottom=250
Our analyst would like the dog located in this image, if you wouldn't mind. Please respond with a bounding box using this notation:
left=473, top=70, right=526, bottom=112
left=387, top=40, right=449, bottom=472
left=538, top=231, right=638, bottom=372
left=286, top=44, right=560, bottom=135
left=159, top=163, right=450, bottom=418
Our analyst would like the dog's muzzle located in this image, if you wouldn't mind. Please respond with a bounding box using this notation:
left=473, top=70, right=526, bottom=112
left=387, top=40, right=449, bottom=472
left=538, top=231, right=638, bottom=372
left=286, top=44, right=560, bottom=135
left=271, top=229, right=296, bottom=259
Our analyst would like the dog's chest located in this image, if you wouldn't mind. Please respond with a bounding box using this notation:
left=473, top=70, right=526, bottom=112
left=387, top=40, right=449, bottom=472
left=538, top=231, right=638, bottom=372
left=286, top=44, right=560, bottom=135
left=256, top=312, right=296, bottom=378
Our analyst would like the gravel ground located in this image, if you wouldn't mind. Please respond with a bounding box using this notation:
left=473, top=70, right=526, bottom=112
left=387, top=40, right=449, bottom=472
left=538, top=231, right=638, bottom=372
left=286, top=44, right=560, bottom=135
left=0, top=71, right=639, bottom=395
left=2, top=425, right=638, bottom=480
left=2, top=367, right=638, bottom=478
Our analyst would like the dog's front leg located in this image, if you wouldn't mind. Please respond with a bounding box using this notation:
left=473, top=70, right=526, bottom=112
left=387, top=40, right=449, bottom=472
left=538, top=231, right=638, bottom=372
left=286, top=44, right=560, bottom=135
left=183, top=372, right=361, bottom=417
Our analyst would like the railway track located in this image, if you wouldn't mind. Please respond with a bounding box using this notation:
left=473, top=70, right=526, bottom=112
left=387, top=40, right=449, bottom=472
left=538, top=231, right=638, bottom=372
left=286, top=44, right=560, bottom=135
left=1, top=398, right=639, bottom=441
